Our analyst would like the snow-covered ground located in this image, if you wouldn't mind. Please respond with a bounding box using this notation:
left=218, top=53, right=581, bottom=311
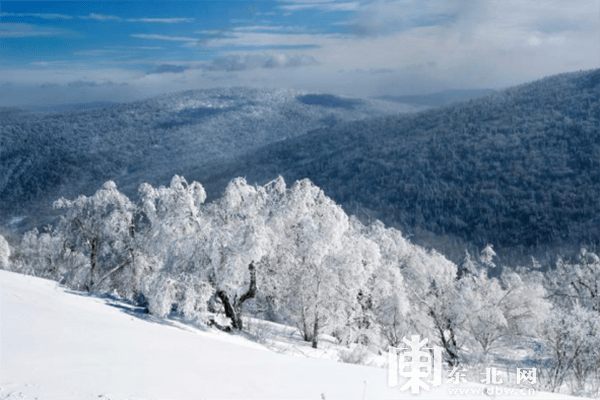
left=0, top=270, right=580, bottom=399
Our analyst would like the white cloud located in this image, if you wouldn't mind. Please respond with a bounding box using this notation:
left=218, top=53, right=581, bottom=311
left=279, top=0, right=333, bottom=3
left=2, top=0, right=598, bottom=106
left=131, top=34, right=200, bottom=42
left=30, top=60, right=73, bottom=67
left=200, top=53, right=319, bottom=71
left=202, top=31, right=338, bottom=48
left=168, top=0, right=598, bottom=95
left=0, top=67, right=143, bottom=86
left=232, top=25, right=305, bottom=32
left=30, top=62, right=95, bottom=72
left=187, top=0, right=597, bottom=95
left=73, top=49, right=124, bottom=57
left=197, top=29, right=224, bottom=35
left=2, top=12, right=195, bottom=23
left=126, top=17, right=195, bottom=23
left=526, top=36, right=542, bottom=47
left=79, top=13, right=122, bottom=21
left=155, top=64, right=190, bottom=74
left=0, top=23, right=61, bottom=38
left=0, top=12, right=72, bottom=20
left=279, top=1, right=359, bottom=11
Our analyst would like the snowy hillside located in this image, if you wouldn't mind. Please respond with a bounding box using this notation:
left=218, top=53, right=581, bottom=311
left=0, top=87, right=421, bottom=231
left=0, top=270, right=581, bottom=400
left=197, top=69, right=600, bottom=264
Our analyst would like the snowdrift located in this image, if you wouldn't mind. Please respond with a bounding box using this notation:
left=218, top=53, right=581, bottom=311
left=0, top=270, right=579, bottom=399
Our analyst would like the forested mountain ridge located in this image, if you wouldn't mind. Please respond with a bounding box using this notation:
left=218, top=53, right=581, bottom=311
left=0, top=87, right=419, bottom=229
left=196, top=69, right=600, bottom=263
left=377, top=88, right=496, bottom=107
left=2, top=70, right=598, bottom=264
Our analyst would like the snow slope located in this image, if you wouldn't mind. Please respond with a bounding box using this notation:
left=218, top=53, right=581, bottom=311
left=0, top=270, right=579, bottom=399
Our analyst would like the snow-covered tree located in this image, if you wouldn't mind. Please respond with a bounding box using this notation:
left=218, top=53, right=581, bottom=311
left=267, top=179, right=353, bottom=348
left=329, top=217, right=382, bottom=346
left=138, top=175, right=208, bottom=254
left=7, top=172, right=578, bottom=385
left=10, top=228, right=88, bottom=288
left=461, top=269, right=550, bottom=358
left=136, top=175, right=211, bottom=317
left=364, top=222, right=410, bottom=347
left=203, top=177, right=284, bottom=330
left=457, top=250, right=478, bottom=280
left=0, top=234, right=11, bottom=270
left=479, top=244, right=497, bottom=268
left=547, top=249, right=600, bottom=313
left=538, top=304, right=600, bottom=395
left=401, top=246, right=465, bottom=365
left=54, top=181, right=137, bottom=296
left=541, top=249, right=600, bottom=395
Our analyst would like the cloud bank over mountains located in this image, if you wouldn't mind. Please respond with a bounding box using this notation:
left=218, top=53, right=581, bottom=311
left=1, top=0, right=598, bottom=106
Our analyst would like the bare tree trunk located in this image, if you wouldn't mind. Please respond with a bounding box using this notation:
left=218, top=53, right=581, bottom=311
left=438, top=323, right=460, bottom=366
left=88, top=237, right=99, bottom=291
left=300, top=306, right=311, bottom=342
left=311, top=278, right=321, bottom=348
left=312, top=311, right=319, bottom=349
left=217, top=262, right=257, bottom=330
left=217, top=290, right=238, bottom=328
left=429, top=310, right=460, bottom=366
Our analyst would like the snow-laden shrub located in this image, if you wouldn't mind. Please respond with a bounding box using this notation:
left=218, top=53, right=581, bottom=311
left=145, top=273, right=177, bottom=318
left=179, top=276, right=214, bottom=321
left=143, top=271, right=213, bottom=321
left=537, top=304, right=600, bottom=396
left=8, top=229, right=89, bottom=289
left=338, top=344, right=373, bottom=365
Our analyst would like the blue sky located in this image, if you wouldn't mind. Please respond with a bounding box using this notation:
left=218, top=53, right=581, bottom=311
left=1, top=0, right=599, bottom=106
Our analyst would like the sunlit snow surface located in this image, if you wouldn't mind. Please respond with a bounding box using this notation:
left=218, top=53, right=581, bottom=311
left=0, top=270, right=579, bottom=399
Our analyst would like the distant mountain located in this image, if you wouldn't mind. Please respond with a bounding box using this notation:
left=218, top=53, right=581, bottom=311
left=195, top=70, right=600, bottom=264
left=377, top=89, right=496, bottom=107
left=19, top=101, right=121, bottom=112
left=0, top=88, right=418, bottom=230
left=3, top=72, right=598, bottom=265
